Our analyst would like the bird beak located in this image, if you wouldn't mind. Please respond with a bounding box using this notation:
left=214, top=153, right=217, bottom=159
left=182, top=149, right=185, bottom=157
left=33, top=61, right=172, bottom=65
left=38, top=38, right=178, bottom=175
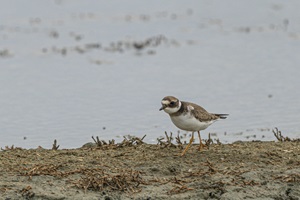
left=159, top=105, right=166, bottom=111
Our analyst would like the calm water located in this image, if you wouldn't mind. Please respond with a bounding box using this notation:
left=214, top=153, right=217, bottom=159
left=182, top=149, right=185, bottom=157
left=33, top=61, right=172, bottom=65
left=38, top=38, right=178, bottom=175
left=1, top=0, right=300, bottom=148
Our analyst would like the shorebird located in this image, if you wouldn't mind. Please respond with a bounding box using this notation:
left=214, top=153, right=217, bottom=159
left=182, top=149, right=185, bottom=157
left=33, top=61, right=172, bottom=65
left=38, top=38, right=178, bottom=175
left=159, top=96, right=228, bottom=156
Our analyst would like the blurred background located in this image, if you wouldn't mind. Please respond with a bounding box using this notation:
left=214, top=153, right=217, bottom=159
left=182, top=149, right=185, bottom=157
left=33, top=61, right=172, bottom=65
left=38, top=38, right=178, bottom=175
left=1, top=0, right=300, bottom=149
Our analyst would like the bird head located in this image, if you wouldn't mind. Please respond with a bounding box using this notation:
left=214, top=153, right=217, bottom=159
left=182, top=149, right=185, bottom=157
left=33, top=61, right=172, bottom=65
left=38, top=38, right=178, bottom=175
left=159, top=96, right=181, bottom=114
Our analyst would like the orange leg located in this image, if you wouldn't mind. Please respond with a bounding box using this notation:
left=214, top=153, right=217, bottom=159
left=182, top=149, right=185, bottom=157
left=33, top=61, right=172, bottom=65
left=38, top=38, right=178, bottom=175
left=197, top=131, right=206, bottom=150
left=181, top=132, right=194, bottom=156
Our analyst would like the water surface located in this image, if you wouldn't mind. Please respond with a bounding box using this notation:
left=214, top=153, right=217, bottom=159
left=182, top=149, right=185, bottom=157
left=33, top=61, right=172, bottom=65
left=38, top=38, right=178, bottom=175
left=1, top=0, right=300, bottom=148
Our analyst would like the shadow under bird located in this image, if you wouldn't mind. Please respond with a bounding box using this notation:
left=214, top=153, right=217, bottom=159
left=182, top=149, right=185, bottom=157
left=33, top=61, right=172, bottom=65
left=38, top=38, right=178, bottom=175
left=159, top=96, right=228, bottom=156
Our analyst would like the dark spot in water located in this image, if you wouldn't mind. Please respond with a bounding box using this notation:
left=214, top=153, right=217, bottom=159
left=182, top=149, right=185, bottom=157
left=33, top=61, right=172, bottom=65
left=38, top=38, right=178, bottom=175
left=0, top=49, right=12, bottom=58
left=147, top=50, right=155, bottom=55
left=42, top=48, right=48, bottom=53
left=187, top=9, right=193, bottom=15
left=49, top=31, right=59, bottom=38
left=133, top=42, right=144, bottom=50
left=61, top=48, right=67, bottom=56
left=171, top=14, right=177, bottom=20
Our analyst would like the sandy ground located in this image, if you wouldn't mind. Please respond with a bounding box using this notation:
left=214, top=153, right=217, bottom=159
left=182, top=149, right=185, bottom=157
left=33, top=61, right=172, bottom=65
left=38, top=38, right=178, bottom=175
left=0, top=138, right=300, bottom=200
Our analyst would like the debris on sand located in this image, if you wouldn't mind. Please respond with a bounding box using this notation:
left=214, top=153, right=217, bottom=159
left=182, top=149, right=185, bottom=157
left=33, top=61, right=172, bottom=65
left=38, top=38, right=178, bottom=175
left=0, top=137, right=299, bottom=199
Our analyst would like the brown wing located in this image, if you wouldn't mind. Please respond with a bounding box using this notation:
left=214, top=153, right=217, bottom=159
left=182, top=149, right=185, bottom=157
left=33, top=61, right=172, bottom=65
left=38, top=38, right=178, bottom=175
left=185, top=102, right=220, bottom=122
left=171, top=101, right=228, bottom=121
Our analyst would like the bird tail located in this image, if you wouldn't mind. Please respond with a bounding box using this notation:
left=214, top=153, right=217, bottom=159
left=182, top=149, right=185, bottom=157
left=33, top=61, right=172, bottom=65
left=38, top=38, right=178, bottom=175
left=214, top=114, right=229, bottom=119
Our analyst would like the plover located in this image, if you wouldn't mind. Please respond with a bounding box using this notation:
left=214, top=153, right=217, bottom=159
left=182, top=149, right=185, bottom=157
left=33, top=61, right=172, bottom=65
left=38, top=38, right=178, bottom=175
left=159, top=96, right=228, bottom=156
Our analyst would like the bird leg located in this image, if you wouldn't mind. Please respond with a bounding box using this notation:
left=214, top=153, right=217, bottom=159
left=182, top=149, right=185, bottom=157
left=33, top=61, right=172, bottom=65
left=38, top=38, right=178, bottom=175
left=197, top=131, right=206, bottom=150
left=181, top=132, right=194, bottom=156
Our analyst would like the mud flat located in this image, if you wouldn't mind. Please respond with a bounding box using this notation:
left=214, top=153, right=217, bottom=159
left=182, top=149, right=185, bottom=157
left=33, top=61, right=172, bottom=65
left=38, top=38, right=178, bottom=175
left=0, top=139, right=300, bottom=200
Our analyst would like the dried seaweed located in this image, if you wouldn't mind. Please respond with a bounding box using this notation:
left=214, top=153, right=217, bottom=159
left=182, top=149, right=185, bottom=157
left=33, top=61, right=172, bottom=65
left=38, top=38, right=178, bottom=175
left=20, top=185, right=35, bottom=198
left=91, top=135, right=146, bottom=149
left=120, top=135, right=146, bottom=146
left=52, top=139, right=60, bottom=150
left=204, top=159, right=218, bottom=173
left=21, top=164, right=64, bottom=177
left=0, top=186, right=12, bottom=194
left=274, top=173, right=300, bottom=183
left=273, top=128, right=291, bottom=142
left=92, top=136, right=115, bottom=148
left=157, top=132, right=182, bottom=149
left=1, top=145, right=22, bottom=151
left=204, top=133, right=213, bottom=149
left=2, top=132, right=300, bottom=198
left=73, top=169, right=144, bottom=193
left=167, top=184, right=194, bottom=195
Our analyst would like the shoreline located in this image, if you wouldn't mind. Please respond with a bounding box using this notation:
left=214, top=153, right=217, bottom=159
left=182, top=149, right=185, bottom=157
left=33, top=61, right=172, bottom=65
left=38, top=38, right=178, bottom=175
left=1, top=140, right=300, bottom=200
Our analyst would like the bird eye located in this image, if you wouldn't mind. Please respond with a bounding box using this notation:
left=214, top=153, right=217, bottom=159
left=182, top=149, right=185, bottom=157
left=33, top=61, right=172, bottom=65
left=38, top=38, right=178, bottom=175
left=170, top=101, right=175, bottom=106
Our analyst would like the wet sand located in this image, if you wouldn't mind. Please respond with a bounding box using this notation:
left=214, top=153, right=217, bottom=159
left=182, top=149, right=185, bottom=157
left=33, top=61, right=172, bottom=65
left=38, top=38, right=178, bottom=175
left=1, top=139, right=300, bottom=200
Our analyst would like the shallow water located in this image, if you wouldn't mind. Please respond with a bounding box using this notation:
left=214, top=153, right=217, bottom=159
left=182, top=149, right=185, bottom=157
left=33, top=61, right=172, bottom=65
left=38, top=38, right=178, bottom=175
left=1, top=0, right=300, bottom=148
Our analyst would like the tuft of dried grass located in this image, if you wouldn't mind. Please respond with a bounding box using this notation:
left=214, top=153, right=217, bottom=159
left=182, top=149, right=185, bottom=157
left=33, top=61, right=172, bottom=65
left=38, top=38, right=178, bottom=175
left=52, top=139, right=60, bottom=150
left=157, top=132, right=183, bottom=149
left=273, top=127, right=291, bottom=142
left=73, top=168, right=144, bottom=193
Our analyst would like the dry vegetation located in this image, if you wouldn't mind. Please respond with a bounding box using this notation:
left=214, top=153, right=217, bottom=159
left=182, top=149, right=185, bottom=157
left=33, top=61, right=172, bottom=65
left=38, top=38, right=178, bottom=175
left=0, top=128, right=299, bottom=199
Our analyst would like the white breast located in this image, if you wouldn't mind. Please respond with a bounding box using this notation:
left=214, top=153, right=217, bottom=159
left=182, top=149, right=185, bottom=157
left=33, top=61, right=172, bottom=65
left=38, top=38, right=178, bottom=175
left=170, top=113, right=216, bottom=132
